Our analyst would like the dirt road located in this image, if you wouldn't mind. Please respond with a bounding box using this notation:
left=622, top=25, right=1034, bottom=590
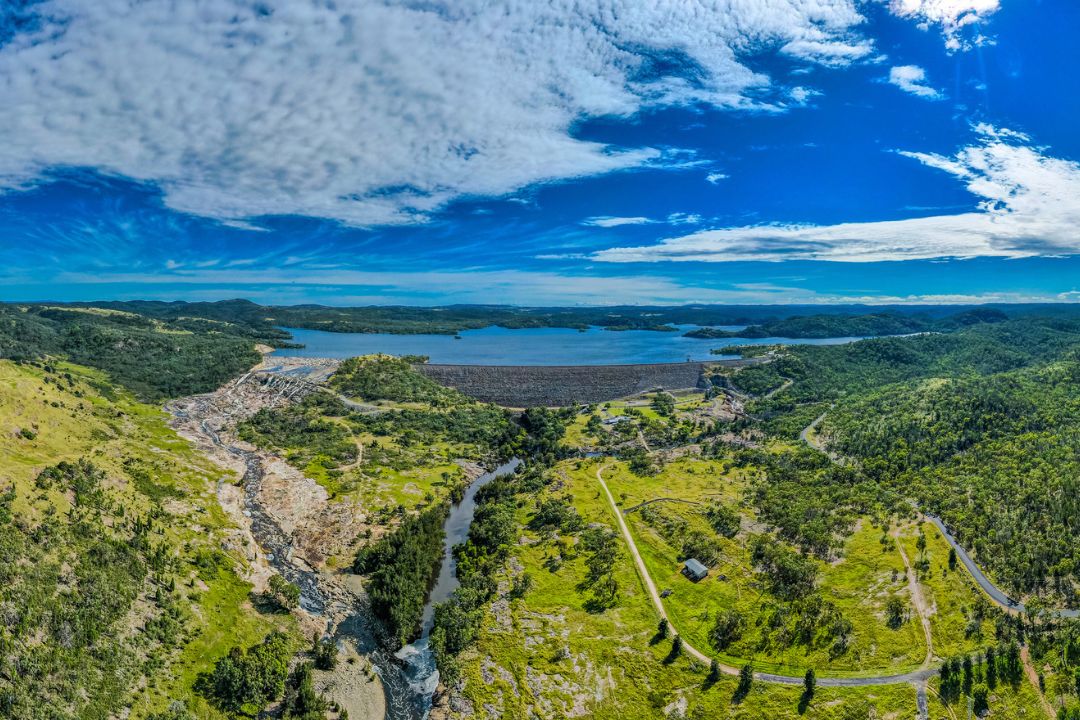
left=594, top=462, right=937, bottom=689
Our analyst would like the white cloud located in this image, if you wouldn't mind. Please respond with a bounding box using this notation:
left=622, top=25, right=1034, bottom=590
left=584, top=216, right=654, bottom=228
left=592, top=126, right=1080, bottom=264
left=706, top=172, right=730, bottom=184
left=887, top=65, right=944, bottom=99
left=9, top=263, right=1072, bottom=306
left=887, top=0, right=1001, bottom=50
left=584, top=213, right=703, bottom=228
left=0, top=0, right=878, bottom=227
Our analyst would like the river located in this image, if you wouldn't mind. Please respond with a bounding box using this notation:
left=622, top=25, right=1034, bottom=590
left=392, top=458, right=523, bottom=717
left=271, top=325, right=872, bottom=365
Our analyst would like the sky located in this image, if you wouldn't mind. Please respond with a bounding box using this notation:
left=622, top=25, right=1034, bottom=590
left=3, top=0, right=1080, bottom=307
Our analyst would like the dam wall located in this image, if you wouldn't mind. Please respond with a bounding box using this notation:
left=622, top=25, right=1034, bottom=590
left=414, top=361, right=730, bottom=406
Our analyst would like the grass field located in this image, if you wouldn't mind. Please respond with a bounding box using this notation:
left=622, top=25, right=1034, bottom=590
left=0, top=359, right=296, bottom=718
left=451, top=447, right=1057, bottom=718
left=594, top=457, right=926, bottom=676
left=896, top=519, right=996, bottom=661
left=454, top=455, right=921, bottom=719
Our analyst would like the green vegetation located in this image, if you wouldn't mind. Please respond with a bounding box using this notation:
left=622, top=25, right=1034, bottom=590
left=823, top=359, right=1080, bottom=600
left=689, top=307, right=1007, bottom=339
left=10, top=300, right=1080, bottom=719
left=0, top=358, right=295, bottom=719
left=352, top=503, right=450, bottom=646
left=330, top=354, right=463, bottom=403
left=200, top=632, right=292, bottom=713
left=62, top=298, right=1080, bottom=336
left=0, top=304, right=264, bottom=400
left=236, top=357, right=524, bottom=507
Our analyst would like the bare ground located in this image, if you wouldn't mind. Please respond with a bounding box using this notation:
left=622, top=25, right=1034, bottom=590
left=165, top=358, right=386, bottom=720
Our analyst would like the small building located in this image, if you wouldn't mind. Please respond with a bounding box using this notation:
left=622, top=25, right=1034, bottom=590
left=682, top=558, right=708, bottom=582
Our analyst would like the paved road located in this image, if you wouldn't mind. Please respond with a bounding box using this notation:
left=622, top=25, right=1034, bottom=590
left=594, top=462, right=937, bottom=688
left=922, top=513, right=1079, bottom=619
left=799, top=413, right=1080, bottom=620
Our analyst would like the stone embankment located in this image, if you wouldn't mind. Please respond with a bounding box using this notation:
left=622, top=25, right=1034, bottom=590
left=415, top=359, right=754, bottom=406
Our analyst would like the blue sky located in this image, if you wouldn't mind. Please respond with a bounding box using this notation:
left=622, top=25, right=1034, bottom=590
left=3, top=0, right=1080, bottom=306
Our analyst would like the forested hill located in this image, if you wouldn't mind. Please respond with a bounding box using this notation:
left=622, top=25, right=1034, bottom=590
left=687, top=307, right=1008, bottom=339
left=0, top=305, right=265, bottom=400
left=728, top=318, right=1080, bottom=404
left=729, top=318, right=1080, bottom=603
left=38, top=298, right=1080, bottom=336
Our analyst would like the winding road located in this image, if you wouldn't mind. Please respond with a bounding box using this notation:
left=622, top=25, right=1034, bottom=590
left=800, top=411, right=1079, bottom=620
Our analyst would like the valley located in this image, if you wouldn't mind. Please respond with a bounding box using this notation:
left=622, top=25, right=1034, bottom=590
left=4, top=304, right=1080, bottom=720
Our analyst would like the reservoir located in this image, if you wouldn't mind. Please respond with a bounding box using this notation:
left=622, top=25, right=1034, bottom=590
left=272, top=325, right=870, bottom=365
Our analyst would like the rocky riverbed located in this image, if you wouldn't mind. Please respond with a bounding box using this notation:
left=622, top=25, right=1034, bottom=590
left=165, top=358, right=389, bottom=720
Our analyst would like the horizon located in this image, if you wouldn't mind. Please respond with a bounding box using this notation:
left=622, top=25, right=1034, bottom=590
left=4, top=1, right=1080, bottom=305
left=14, top=297, right=1080, bottom=310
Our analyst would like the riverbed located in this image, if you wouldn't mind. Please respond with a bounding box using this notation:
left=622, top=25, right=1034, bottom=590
left=271, top=325, right=871, bottom=365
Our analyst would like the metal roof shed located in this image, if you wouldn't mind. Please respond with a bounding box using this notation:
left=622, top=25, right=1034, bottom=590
left=682, top=558, right=708, bottom=581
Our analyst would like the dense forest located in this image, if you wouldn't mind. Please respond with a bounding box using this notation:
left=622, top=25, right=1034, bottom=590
left=687, top=307, right=1007, bottom=339
left=0, top=304, right=262, bottom=399
left=36, top=298, right=1080, bottom=336
left=822, top=360, right=1080, bottom=601
left=722, top=318, right=1080, bottom=604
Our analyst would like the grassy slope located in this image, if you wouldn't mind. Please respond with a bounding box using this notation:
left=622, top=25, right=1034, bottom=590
left=0, top=359, right=295, bottom=718
left=455, top=456, right=917, bottom=719
left=597, top=458, right=926, bottom=676
left=896, top=521, right=995, bottom=661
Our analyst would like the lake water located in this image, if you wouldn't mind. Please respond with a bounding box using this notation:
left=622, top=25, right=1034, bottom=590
left=272, top=325, right=870, bottom=365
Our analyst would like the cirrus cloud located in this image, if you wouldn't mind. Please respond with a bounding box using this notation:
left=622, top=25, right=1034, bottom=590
left=592, top=126, right=1080, bottom=264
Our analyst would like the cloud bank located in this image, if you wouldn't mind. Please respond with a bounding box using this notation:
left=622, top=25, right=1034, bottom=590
left=888, top=0, right=1001, bottom=50
left=0, top=0, right=887, bottom=227
left=593, top=127, right=1080, bottom=264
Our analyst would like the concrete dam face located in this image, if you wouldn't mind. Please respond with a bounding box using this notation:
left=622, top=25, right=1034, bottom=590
left=413, top=361, right=717, bottom=407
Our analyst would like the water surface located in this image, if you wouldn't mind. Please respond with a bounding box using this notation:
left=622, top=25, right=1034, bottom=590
left=395, top=459, right=522, bottom=714
left=273, top=325, right=869, bottom=364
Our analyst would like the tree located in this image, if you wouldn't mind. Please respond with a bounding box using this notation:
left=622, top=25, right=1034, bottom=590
left=803, top=669, right=816, bottom=696
left=651, top=392, right=676, bottom=417
left=736, top=663, right=753, bottom=698
left=269, top=574, right=301, bottom=611
left=705, top=502, right=741, bottom=539
left=281, top=663, right=328, bottom=720
left=671, top=635, right=682, bottom=657
left=972, top=683, right=989, bottom=716
left=509, top=573, right=533, bottom=599
left=708, top=659, right=721, bottom=684
left=312, top=633, right=336, bottom=671
left=948, top=547, right=957, bottom=571
left=203, top=632, right=291, bottom=712
left=986, top=646, right=997, bottom=689
left=885, top=596, right=906, bottom=629
left=709, top=608, right=745, bottom=651
left=657, top=618, right=669, bottom=640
